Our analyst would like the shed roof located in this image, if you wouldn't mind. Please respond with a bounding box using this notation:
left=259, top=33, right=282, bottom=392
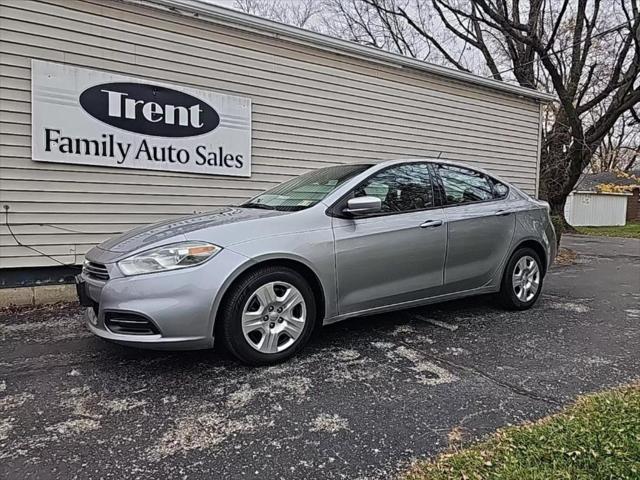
left=575, top=170, right=640, bottom=192
left=135, top=0, right=556, bottom=103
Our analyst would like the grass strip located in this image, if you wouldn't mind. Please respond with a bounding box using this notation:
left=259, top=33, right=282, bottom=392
left=405, top=383, right=640, bottom=480
left=575, top=222, right=640, bottom=239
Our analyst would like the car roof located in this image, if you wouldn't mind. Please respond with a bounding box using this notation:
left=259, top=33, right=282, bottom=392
left=374, top=157, right=471, bottom=168
left=334, top=158, right=479, bottom=169
left=320, top=157, right=528, bottom=206
left=336, top=158, right=482, bottom=170
left=367, top=158, right=521, bottom=192
left=327, top=158, right=520, bottom=192
left=390, top=158, right=515, bottom=177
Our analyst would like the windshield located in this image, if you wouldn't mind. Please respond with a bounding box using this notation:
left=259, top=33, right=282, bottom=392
left=242, top=164, right=372, bottom=212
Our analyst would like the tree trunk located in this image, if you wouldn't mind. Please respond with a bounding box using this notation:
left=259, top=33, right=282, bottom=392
left=548, top=196, right=576, bottom=236
left=544, top=204, right=580, bottom=243
left=539, top=126, right=586, bottom=240
left=548, top=197, right=566, bottom=218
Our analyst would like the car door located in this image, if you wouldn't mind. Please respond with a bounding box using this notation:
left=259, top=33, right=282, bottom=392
left=435, top=164, right=516, bottom=293
left=331, top=163, right=447, bottom=315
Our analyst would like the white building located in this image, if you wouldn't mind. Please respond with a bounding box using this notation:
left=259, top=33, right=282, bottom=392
left=0, top=0, right=553, bottom=287
left=565, top=192, right=631, bottom=227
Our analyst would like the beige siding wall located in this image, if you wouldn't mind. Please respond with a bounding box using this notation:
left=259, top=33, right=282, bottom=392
left=0, top=0, right=542, bottom=268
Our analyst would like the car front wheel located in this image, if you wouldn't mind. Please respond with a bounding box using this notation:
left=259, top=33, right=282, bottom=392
left=218, top=266, right=316, bottom=365
left=498, top=247, right=543, bottom=310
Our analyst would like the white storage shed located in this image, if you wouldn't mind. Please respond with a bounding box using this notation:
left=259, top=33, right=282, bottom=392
left=564, top=191, right=630, bottom=227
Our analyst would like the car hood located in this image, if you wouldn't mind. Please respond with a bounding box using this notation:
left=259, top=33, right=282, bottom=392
left=97, top=207, right=286, bottom=253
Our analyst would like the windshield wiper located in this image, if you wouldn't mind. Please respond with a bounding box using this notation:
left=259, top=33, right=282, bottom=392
left=241, top=202, right=275, bottom=210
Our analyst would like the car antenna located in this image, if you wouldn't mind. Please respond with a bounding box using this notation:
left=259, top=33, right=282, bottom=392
left=436, top=151, right=443, bottom=159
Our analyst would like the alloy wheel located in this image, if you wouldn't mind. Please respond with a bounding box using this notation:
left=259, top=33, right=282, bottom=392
left=241, top=281, right=307, bottom=354
left=512, top=255, right=540, bottom=302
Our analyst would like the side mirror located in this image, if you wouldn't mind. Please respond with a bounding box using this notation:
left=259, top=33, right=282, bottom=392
left=344, top=196, right=382, bottom=216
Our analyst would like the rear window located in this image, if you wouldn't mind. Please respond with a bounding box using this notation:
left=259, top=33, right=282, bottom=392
left=438, top=165, right=494, bottom=204
left=491, top=179, right=510, bottom=199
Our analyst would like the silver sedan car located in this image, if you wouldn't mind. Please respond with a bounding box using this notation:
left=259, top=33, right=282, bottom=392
left=77, top=159, right=556, bottom=365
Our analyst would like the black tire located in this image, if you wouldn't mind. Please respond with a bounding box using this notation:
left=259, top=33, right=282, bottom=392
left=498, top=247, right=544, bottom=310
left=217, top=266, right=316, bottom=366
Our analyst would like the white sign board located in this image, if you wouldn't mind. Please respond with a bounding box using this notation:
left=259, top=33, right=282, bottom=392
left=32, top=60, right=251, bottom=177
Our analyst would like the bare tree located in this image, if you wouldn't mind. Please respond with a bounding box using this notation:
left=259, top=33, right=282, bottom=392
left=590, top=109, right=640, bottom=172
left=342, top=0, right=640, bottom=221
left=320, top=0, right=489, bottom=70
left=319, top=0, right=434, bottom=58
left=232, top=0, right=639, bottom=222
left=233, top=0, right=322, bottom=29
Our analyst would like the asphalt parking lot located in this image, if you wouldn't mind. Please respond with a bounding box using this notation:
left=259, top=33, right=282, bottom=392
left=1, top=235, right=639, bottom=480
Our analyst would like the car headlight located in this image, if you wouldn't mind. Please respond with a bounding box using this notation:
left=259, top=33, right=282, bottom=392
left=117, top=241, right=222, bottom=276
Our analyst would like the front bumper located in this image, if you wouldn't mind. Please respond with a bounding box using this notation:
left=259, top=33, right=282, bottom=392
left=84, top=310, right=212, bottom=350
left=77, top=247, right=250, bottom=350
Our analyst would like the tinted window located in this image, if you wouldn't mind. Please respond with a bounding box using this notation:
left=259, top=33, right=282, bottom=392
left=491, top=179, right=509, bottom=199
left=354, top=163, right=435, bottom=213
left=438, top=165, right=494, bottom=204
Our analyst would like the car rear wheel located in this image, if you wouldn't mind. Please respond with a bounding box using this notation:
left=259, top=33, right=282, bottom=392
left=498, top=247, right=543, bottom=310
left=218, top=266, right=316, bottom=365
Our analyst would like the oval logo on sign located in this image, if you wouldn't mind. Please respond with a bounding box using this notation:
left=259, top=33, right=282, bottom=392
left=79, top=82, right=220, bottom=137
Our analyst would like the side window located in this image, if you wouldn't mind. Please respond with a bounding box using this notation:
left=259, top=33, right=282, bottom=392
left=438, top=165, right=494, bottom=204
left=354, top=163, right=435, bottom=213
left=491, top=179, right=509, bottom=199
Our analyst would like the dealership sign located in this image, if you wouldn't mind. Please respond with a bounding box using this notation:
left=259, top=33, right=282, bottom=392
left=31, top=60, right=251, bottom=177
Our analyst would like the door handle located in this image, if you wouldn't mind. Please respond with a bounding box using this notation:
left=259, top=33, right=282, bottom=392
left=495, top=210, right=512, bottom=216
left=420, top=219, right=443, bottom=228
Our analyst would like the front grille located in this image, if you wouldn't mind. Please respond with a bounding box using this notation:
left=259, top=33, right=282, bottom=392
left=105, top=312, right=160, bottom=335
left=83, top=261, right=109, bottom=281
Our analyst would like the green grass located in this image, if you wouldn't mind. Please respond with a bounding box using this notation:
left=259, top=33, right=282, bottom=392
left=575, top=222, right=640, bottom=239
left=405, top=384, right=640, bottom=480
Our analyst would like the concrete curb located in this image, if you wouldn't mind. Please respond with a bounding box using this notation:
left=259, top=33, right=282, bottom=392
left=0, top=284, right=76, bottom=307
